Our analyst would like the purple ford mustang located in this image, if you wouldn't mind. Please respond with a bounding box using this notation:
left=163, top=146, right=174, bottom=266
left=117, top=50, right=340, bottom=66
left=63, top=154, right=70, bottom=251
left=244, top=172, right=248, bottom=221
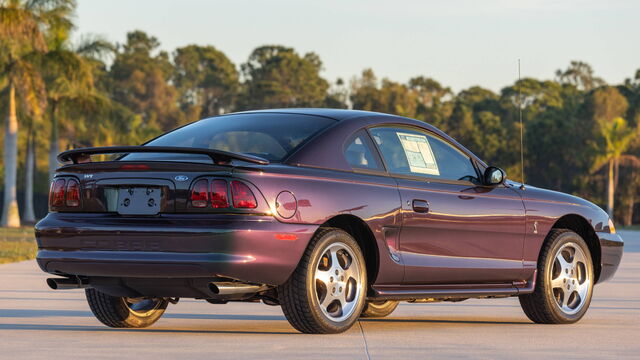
left=36, top=109, right=623, bottom=333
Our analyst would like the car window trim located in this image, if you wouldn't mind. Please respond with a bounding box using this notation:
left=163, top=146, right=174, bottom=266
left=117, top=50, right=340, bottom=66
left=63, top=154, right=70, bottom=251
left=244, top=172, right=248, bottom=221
left=390, top=172, right=477, bottom=186
left=365, top=124, right=482, bottom=184
left=351, top=167, right=390, bottom=177
left=363, top=128, right=390, bottom=173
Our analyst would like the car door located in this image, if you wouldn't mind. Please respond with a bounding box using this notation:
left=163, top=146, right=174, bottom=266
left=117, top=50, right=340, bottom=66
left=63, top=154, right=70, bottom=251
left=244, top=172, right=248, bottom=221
left=368, top=126, right=526, bottom=285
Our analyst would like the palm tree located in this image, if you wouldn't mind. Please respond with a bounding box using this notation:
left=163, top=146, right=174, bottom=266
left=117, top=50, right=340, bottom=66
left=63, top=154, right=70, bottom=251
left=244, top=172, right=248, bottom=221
left=0, top=0, right=74, bottom=227
left=591, top=116, right=639, bottom=218
left=40, top=34, right=114, bottom=180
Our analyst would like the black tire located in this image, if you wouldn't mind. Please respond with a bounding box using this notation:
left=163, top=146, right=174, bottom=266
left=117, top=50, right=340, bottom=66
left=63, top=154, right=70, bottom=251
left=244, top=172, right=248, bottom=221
left=279, top=227, right=367, bottom=334
left=85, top=288, right=168, bottom=328
left=361, top=300, right=399, bottom=318
left=519, top=229, right=594, bottom=324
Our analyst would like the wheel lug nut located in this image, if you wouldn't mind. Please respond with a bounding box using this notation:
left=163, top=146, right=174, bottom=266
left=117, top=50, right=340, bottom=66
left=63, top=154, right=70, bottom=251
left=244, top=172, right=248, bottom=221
left=330, top=277, right=333, bottom=282
left=335, top=270, right=339, bottom=275
left=339, top=287, right=342, bottom=292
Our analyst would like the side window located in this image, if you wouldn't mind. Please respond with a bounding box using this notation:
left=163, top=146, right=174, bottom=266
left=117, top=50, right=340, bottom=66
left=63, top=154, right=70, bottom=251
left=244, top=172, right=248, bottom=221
left=344, top=130, right=383, bottom=171
left=369, top=127, right=478, bottom=182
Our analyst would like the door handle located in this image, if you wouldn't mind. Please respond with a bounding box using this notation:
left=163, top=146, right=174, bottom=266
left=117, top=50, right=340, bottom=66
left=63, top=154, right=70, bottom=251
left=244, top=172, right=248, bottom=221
left=412, top=199, right=429, bottom=213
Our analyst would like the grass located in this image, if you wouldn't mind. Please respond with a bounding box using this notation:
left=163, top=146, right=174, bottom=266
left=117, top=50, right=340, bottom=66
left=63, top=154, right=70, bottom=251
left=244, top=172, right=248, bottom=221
left=0, top=227, right=37, bottom=264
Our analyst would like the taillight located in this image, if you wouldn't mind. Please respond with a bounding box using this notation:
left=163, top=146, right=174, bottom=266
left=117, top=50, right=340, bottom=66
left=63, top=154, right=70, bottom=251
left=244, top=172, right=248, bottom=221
left=190, top=178, right=257, bottom=209
left=190, top=179, right=209, bottom=207
left=210, top=180, right=229, bottom=208
left=49, top=179, right=66, bottom=207
left=65, top=179, right=80, bottom=207
left=231, top=181, right=257, bottom=208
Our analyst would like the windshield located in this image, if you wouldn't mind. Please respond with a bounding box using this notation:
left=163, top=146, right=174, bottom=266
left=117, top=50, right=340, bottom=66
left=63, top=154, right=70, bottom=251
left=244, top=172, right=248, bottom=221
left=122, top=113, right=336, bottom=163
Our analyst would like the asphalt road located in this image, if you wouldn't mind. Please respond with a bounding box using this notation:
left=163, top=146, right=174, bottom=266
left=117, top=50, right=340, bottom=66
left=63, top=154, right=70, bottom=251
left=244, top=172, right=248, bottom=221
left=0, top=231, right=638, bottom=359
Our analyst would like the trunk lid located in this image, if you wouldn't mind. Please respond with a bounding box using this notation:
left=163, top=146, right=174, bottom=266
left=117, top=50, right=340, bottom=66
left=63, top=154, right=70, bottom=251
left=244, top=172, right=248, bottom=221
left=55, top=161, right=235, bottom=214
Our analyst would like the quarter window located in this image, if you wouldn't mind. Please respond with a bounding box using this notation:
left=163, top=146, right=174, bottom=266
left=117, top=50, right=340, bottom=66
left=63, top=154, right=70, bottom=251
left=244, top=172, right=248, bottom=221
left=344, top=130, right=383, bottom=171
left=369, top=127, right=478, bottom=182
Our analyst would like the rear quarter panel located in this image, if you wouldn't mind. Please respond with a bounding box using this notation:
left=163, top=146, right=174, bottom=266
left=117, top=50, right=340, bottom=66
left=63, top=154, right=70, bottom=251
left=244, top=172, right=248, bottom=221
left=235, top=165, right=405, bottom=285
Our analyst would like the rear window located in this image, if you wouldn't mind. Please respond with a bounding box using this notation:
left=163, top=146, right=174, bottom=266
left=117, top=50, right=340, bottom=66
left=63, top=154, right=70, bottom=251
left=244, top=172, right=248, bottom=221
left=123, top=113, right=336, bottom=163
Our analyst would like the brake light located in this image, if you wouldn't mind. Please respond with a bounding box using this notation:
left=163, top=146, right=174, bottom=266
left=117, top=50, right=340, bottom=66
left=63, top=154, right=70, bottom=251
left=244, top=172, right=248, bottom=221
left=120, top=164, right=150, bottom=171
left=49, top=179, right=66, bottom=208
left=210, top=180, right=229, bottom=208
left=231, top=181, right=257, bottom=208
left=65, top=179, right=80, bottom=207
left=190, top=179, right=209, bottom=207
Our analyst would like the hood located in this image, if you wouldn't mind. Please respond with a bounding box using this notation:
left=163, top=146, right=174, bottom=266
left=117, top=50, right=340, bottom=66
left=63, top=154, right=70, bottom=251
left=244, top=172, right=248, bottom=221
left=506, top=180, right=601, bottom=209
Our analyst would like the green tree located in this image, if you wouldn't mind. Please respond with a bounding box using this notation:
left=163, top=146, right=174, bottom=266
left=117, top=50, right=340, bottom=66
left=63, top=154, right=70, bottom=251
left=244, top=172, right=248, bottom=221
left=377, top=79, right=418, bottom=118
left=409, top=76, right=452, bottom=128
left=350, top=69, right=380, bottom=111
left=39, top=33, right=114, bottom=180
left=497, top=79, right=567, bottom=182
left=109, top=30, right=181, bottom=132
left=240, top=45, right=329, bottom=109
left=556, top=60, right=605, bottom=91
left=324, top=78, right=348, bottom=109
left=409, top=76, right=451, bottom=108
left=173, top=44, right=238, bottom=119
left=0, top=0, right=74, bottom=227
left=446, top=87, right=507, bottom=167
left=590, top=87, right=637, bottom=218
left=350, top=69, right=418, bottom=118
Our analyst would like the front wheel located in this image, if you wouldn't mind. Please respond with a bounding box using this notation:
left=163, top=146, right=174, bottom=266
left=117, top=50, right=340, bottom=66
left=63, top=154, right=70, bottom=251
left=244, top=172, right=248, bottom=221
left=519, top=229, right=594, bottom=324
left=85, top=288, right=168, bottom=328
left=279, top=227, right=367, bottom=334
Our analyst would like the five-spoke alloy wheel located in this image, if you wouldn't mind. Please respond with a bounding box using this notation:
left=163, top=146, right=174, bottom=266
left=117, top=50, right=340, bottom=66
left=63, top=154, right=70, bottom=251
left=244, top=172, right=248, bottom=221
left=279, top=227, right=367, bottom=333
left=519, top=229, right=594, bottom=324
left=314, top=242, right=363, bottom=322
left=549, top=242, right=591, bottom=314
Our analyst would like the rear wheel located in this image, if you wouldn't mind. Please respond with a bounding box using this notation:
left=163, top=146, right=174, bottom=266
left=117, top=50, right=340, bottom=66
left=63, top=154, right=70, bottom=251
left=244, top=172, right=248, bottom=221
left=85, top=288, right=168, bottom=328
left=279, top=227, right=367, bottom=334
left=519, top=229, right=594, bottom=324
left=361, top=300, right=399, bottom=318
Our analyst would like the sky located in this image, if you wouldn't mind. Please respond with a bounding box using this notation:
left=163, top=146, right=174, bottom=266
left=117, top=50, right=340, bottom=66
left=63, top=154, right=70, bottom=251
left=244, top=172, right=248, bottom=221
left=74, top=0, right=639, bottom=93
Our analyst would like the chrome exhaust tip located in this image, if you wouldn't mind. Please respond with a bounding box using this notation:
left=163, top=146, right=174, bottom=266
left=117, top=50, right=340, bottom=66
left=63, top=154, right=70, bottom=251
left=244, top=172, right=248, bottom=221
left=46, top=277, right=89, bottom=290
left=208, top=282, right=266, bottom=296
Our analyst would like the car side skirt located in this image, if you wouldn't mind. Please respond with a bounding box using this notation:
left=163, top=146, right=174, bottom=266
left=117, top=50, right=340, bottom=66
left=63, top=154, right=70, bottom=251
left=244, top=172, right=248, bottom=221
left=369, top=271, right=536, bottom=301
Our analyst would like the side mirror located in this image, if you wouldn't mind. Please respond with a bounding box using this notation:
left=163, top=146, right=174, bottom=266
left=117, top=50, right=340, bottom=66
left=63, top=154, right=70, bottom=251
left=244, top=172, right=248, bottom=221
left=483, top=166, right=506, bottom=186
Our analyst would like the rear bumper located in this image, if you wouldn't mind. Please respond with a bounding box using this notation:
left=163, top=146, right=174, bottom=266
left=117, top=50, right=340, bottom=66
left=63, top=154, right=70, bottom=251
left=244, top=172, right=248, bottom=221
left=36, top=212, right=318, bottom=285
left=597, top=232, right=623, bottom=283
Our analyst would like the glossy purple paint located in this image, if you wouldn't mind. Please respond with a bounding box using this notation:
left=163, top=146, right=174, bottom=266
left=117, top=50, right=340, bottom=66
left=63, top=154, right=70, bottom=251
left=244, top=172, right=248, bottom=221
left=36, top=109, right=623, bottom=299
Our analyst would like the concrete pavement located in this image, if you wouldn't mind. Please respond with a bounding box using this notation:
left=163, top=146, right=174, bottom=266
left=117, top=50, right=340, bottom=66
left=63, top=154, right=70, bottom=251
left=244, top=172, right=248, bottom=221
left=0, top=231, right=638, bottom=359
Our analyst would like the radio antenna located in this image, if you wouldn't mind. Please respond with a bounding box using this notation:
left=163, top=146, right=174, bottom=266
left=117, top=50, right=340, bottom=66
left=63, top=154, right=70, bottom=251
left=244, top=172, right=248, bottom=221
left=518, top=59, right=525, bottom=190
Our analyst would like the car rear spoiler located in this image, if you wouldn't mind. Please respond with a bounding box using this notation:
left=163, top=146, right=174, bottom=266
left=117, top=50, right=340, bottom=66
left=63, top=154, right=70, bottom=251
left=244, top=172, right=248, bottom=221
left=57, top=146, right=270, bottom=165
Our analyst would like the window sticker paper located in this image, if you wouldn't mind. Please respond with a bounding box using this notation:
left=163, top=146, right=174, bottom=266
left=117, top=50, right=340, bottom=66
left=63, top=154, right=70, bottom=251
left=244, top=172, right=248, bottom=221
left=396, top=132, right=439, bottom=176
